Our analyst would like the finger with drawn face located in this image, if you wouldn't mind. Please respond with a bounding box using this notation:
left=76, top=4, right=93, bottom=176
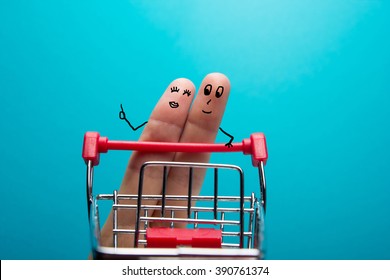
left=100, top=78, right=195, bottom=247
left=125, top=78, right=195, bottom=177
left=152, top=73, right=231, bottom=225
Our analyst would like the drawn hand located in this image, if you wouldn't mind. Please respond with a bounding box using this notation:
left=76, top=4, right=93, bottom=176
left=119, top=104, right=126, bottom=120
left=219, top=127, right=234, bottom=149
left=100, top=73, right=231, bottom=248
left=225, top=141, right=233, bottom=148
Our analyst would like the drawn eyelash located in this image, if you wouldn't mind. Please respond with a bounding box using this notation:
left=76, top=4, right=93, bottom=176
left=170, top=86, right=179, bottom=93
left=183, top=89, right=191, bottom=97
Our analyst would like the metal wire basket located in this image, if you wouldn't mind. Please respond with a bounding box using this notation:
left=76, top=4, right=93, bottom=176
left=82, top=132, right=268, bottom=259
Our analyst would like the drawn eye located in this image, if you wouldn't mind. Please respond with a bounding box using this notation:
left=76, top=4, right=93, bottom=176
left=216, top=86, right=224, bottom=98
left=171, top=86, right=179, bottom=93
left=204, top=84, right=212, bottom=96
left=183, top=89, right=191, bottom=97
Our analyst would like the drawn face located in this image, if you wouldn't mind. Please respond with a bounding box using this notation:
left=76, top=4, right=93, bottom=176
left=201, top=84, right=224, bottom=114
left=169, top=86, right=192, bottom=109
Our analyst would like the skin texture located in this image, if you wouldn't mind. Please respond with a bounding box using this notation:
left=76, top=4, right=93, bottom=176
left=100, top=73, right=231, bottom=247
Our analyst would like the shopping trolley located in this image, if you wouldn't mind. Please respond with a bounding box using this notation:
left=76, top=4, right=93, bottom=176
left=82, top=132, right=268, bottom=259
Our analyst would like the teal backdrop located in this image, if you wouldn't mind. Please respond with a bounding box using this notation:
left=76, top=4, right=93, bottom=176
left=0, top=0, right=389, bottom=259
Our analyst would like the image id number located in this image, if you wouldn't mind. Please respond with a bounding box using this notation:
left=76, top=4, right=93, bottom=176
left=215, top=266, right=269, bottom=276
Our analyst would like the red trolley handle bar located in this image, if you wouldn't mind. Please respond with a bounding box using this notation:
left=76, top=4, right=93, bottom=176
left=82, top=131, right=268, bottom=167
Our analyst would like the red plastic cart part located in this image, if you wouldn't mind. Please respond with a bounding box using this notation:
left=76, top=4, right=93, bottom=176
left=146, top=228, right=222, bottom=248
left=82, top=132, right=268, bottom=167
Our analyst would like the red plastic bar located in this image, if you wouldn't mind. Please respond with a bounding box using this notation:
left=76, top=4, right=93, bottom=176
left=146, top=228, right=222, bottom=248
left=105, top=140, right=243, bottom=153
left=82, top=131, right=268, bottom=167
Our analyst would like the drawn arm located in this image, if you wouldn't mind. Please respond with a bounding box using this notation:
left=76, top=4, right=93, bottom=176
left=219, top=127, right=234, bottom=148
left=119, top=104, right=148, bottom=131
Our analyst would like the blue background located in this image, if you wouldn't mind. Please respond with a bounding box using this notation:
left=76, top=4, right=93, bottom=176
left=0, top=0, right=389, bottom=260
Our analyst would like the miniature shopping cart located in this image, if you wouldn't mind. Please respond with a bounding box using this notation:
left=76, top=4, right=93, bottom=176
left=82, top=132, right=268, bottom=259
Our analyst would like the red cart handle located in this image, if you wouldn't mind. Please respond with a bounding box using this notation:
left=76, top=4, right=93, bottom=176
left=82, top=131, right=268, bottom=167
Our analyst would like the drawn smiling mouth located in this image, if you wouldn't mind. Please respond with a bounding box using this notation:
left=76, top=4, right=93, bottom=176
left=202, top=110, right=212, bottom=114
left=169, top=101, right=179, bottom=108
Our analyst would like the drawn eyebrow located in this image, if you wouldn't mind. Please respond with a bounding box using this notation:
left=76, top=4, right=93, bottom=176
left=170, top=86, right=180, bottom=93
left=183, top=89, right=191, bottom=97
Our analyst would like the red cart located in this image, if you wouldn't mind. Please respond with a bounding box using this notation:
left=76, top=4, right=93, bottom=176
left=82, top=132, right=268, bottom=259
